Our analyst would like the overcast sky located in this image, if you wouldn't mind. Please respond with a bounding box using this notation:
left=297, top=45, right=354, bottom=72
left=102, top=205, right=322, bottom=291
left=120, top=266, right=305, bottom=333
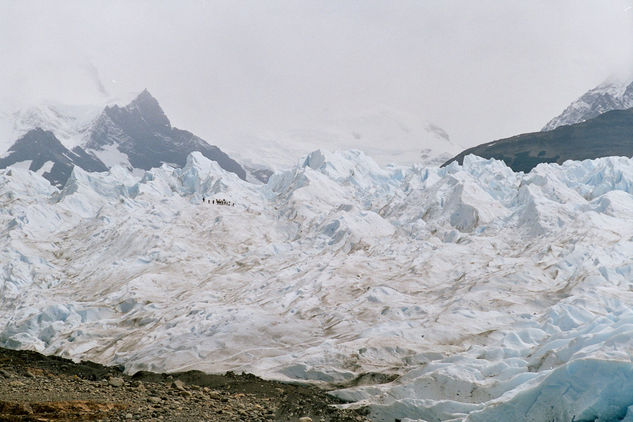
left=2, top=0, right=633, bottom=160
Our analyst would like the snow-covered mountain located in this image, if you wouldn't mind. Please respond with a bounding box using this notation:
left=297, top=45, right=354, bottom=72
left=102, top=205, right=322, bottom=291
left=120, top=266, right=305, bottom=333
left=85, top=90, right=246, bottom=180
left=3, top=150, right=633, bottom=420
left=0, top=103, right=103, bottom=152
left=1, top=96, right=457, bottom=185
left=543, top=78, right=633, bottom=130
left=0, top=91, right=247, bottom=184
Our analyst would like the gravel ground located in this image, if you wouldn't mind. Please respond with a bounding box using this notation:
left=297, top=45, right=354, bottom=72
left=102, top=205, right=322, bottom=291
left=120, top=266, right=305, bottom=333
left=0, top=347, right=370, bottom=421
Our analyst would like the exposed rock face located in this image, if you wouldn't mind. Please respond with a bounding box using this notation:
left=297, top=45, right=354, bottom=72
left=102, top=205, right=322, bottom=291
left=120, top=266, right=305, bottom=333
left=86, top=89, right=246, bottom=179
left=0, top=90, right=247, bottom=186
left=444, top=108, right=633, bottom=173
left=543, top=79, right=633, bottom=131
left=0, top=128, right=107, bottom=187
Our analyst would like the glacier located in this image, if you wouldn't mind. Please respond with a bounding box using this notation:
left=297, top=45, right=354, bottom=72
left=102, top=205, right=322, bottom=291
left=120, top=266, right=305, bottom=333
left=2, top=150, right=633, bottom=421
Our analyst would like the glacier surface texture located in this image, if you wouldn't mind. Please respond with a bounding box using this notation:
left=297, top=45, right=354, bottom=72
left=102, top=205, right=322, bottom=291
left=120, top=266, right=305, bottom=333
left=2, top=151, right=633, bottom=421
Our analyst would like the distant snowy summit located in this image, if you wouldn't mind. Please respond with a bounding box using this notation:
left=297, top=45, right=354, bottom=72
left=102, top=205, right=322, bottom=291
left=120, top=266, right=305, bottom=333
left=543, top=78, right=633, bottom=131
left=0, top=90, right=247, bottom=187
left=441, top=76, right=633, bottom=172
left=0, top=103, right=102, bottom=150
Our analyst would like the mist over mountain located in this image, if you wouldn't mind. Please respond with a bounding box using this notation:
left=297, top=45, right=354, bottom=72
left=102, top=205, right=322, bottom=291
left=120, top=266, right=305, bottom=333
left=217, top=108, right=461, bottom=173
left=0, top=92, right=461, bottom=186
left=0, top=103, right=102, bottom=151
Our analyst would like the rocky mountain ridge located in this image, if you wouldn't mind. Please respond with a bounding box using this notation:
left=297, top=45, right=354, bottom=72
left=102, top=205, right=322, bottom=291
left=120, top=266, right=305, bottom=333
left=0, top=128, right=108, bottom=187
left=0, top=90, right=248, bottom=186
left=443, top=107, right=633, bottom=172
left=543, top=78, right=633, bottom=130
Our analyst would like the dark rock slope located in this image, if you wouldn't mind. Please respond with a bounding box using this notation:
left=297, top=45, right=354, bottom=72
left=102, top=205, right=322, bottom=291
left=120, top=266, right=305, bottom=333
left=86, top=89, right=246, bottom=179
left=443, top=108, right=633, bottom=173
left=0, top=128, right=107, bottom=187
left=0, top=90, right=248, bottom=187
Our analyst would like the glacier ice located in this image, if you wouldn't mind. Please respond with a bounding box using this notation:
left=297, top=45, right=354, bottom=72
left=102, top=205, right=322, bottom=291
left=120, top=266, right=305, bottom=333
left=3, top=150, right=633, bottom=420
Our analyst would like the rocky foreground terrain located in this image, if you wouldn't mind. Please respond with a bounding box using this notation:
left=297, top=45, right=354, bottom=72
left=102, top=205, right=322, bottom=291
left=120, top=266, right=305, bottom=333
left=0, top=347, right=370, bottom=421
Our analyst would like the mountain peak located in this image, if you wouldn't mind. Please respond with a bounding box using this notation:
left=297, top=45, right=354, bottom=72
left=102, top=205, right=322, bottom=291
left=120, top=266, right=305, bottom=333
left=85, top=90, right=246, bottom=180
left=543, top=78, right=633, bottom=131
left=134, top=88, right=155, bottom=103
left=13, top=128, right=59, bottom=148
left=122, top=89, right=170, bottom=129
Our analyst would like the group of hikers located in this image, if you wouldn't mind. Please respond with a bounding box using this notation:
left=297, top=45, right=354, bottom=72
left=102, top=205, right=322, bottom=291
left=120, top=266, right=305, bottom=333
left=202, top=197, right=235, bottom=207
